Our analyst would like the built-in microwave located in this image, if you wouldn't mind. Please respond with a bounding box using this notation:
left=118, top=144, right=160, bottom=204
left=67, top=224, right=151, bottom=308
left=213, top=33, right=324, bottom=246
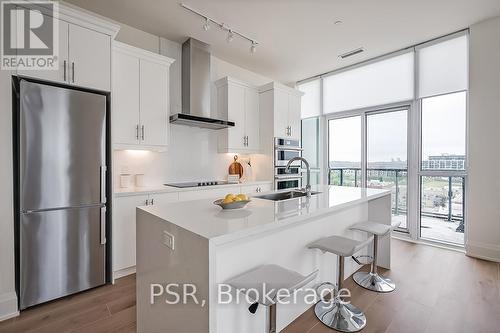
left=274, top=138, right=302, bottom=167
left=274, top=138, right=302, bottom=190
left=274, top=177, right=302, bottom=190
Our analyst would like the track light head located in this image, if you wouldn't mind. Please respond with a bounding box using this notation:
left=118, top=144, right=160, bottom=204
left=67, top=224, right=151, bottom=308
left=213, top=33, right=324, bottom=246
left=226, top=30, right=234, bottom=43
left=203, top=17, right=210, bottom=31
left=250, top=41, right=257, bottom=54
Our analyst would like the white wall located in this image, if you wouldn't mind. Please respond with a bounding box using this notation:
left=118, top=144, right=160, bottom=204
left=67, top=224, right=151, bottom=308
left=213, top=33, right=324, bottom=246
left=467, top=15, right=500, bottom=262
left=0, top=66, right=17, bottom=320
left=113, top=37, right=273, bottom=187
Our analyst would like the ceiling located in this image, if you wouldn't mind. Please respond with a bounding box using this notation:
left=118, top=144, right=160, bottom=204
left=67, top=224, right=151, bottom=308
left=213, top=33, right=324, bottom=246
left=65, top=0, right=500, bottom=84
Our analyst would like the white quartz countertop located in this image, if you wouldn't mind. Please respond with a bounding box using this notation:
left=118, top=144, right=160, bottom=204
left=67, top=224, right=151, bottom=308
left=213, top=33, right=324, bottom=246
left=114, top=180, right=272, bottom=197
left=138, top=185, right=390, bottom=244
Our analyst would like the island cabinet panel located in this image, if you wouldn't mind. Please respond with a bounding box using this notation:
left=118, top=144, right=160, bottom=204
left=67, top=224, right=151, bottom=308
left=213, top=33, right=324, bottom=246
left=136, top=209, right=210, bottom=333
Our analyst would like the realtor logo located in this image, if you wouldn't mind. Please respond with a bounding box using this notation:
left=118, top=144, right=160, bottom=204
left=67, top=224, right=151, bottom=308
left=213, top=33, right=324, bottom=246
left=1, top=1, right=59, bottom=70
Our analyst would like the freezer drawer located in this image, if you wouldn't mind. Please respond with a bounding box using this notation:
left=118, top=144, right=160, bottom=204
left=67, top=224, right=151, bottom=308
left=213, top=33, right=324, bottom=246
left=20, top=206, right=106, bottom=309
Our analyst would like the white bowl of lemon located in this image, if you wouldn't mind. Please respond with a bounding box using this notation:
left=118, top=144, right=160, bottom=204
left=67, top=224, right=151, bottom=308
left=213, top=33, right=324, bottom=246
left=214, top=193, right=251, bottom=210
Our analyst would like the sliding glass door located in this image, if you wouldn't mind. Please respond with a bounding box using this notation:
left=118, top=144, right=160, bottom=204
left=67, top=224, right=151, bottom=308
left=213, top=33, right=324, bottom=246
left=327, top=108, right=409, bottom=229
left=367, top=109, right=408, bottom=229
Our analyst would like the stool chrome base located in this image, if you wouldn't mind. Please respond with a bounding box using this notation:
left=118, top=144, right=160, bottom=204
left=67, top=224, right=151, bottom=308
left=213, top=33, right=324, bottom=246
left=314, top=300, right=367, bottom=332
left=353, top=271, right=396, bottom=293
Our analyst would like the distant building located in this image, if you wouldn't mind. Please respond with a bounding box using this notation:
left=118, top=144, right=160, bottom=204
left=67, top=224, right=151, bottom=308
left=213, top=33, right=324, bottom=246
left=422, top=155, right=465, bottom=170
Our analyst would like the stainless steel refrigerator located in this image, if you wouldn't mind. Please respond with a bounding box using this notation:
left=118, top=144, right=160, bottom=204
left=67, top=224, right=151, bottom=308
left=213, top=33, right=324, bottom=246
left=15, top=79, right=108, bottom=310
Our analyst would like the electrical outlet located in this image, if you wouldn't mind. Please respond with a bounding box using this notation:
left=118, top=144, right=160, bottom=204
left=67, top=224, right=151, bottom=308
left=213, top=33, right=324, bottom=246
left=163, top=230, right=175, bottom=250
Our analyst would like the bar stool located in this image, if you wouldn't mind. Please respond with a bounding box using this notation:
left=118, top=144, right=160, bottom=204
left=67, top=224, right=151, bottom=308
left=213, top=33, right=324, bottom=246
left=227, top=264, right=318, bottom=333
left=308, top=235, right=373, bottom=333
left=349, top=220, right=401, bottom=293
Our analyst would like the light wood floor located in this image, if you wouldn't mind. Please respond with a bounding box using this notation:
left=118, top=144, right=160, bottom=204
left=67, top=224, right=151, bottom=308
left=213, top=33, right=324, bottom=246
left=1, top=239, right=499, bottom=333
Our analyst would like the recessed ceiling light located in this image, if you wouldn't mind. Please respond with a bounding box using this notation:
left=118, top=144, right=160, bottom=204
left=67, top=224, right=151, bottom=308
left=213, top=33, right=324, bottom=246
left=334, top=20, right=343, bottom=25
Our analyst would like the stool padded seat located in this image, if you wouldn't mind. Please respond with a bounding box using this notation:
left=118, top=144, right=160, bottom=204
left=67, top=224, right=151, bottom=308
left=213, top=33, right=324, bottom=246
left=226, top=264, right=316, bottom=306
left=308, top=235, right=373, bottom=257
left=350, top=221, right=391, bottom=236
left=391, top=220, right=401, bottom=229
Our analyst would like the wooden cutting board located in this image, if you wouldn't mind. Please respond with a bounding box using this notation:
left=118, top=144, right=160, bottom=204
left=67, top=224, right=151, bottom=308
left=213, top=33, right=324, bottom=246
left=228, top=155, right=243, bottom=178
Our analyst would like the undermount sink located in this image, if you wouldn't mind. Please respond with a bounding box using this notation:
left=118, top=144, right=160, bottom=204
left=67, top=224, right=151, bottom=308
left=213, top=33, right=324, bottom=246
left=255, top=190, right=321, bottom=201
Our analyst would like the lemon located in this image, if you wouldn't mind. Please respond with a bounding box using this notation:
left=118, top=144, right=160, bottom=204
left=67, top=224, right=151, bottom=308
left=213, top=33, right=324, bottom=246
left=224, top=193, right=236, bottom=201
left=222, top=197, right=233, bottom=204
left=236, top=194, right=248, bottom=201
left=233, top=196, right=243, bottom=202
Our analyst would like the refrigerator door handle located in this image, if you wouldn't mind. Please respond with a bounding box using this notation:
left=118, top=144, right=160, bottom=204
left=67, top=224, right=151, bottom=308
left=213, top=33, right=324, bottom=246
left=100, top=166, right=107, bottom=204
left=100, top=206, right=106, bottom=245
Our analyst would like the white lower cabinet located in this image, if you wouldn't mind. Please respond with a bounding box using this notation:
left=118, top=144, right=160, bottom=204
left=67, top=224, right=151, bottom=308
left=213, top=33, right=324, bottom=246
left=113, top=194, right=148, bottom=275
left=113, top=192, right=178, bottom=278
left=178, top=188, right=231, bottom=202
left=112, top=184, right=271, bottom=279
left=241, top=183, right=272, bottom=194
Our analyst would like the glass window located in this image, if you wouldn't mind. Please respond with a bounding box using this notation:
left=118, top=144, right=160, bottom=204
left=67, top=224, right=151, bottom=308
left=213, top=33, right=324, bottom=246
left=420, top=176, right=465, bottom=244
left=421, top=91, right=466, bottom=171
left=418, top=35, right=468, bottom=98
left=328, top=116, right=361, bottom=186
left=367, top=110, right=408, bottom=229
left=302, top=117, right=320, bottom=168
left=298, top=79, right=321, bottom=118
left=323, top=52, right=414, bottom=114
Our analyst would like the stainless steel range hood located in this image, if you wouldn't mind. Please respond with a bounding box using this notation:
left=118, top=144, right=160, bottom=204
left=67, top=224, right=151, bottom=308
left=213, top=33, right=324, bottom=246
left=170, top=38, right=234, bottom=130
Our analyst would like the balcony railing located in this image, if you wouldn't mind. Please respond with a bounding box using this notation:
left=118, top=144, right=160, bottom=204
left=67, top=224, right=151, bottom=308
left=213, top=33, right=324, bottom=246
left=329, top=168, right=464, bottom=232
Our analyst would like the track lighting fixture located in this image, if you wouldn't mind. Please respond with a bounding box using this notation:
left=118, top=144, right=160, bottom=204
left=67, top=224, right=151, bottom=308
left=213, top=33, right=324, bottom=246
left=226, top=30, right=234, bottom=43
left=203, top=17, right=210, bottom=31
left=180, top=3, right=260, bottom=54
left=250, top=41, right=257, bottom=54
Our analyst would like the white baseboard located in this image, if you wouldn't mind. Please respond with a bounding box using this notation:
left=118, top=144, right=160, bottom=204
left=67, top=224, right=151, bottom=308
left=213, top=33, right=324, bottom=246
left=466, top=241, right=500, bottom=263
left=113, top=266, right=136, bottom=281
left=0, top=291, right=18, bottom=322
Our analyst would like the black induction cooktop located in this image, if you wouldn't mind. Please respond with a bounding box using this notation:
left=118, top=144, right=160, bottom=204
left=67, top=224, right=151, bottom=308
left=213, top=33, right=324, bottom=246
left=164, top=181, right=229, bottom=188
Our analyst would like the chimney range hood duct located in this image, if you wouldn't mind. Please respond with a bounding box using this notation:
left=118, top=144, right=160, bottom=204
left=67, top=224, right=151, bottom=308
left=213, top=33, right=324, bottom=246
left=170, top=38, right=234, bottom=130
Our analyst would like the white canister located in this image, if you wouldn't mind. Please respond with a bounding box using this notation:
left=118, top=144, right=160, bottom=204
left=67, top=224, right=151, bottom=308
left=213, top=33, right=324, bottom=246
left=120, top=174, right=131, bottom=188
left=135, top=174, right=145, bottom=187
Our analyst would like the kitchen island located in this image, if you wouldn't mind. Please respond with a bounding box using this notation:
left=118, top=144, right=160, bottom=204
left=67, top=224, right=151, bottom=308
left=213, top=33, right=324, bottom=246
left=136, top=185, right=391, bottom=333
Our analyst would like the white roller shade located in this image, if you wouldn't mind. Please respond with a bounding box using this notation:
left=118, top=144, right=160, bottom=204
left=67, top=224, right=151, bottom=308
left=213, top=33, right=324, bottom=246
left=297, top=79, right=321, bottom=118
left=417, top=34, right=468, bottom=98
left=323, top=52, right=414, bottom=114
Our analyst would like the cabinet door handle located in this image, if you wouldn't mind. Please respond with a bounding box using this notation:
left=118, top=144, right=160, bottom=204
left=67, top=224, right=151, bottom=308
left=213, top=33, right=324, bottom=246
left=289, top=126, right=292, bottom=136
left=63, top=60, right=67, bottom=81
left=136, top=125, right=139, bottom=140
left=71, top=62, right=75, bottom=83
left=145, top=199, right=149, bottom=206
left=141, top=125, right=145, bottom=140
left=246, top=136, right=249, bottom=147
left=151, top=198, right=154, bottom=205
left=243, top=136, right=246, bottom=146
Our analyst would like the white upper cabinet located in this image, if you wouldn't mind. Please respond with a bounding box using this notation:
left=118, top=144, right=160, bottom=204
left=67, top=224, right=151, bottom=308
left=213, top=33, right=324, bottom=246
left=139, top=59, right=169, bottom=147
left=245, top=88, right=260, bottom=151
left=112, top=42, right=174, bottom=150
left=259, top=82, right=303, bottom=140
left=68, top=24, right=111, bottom=91
left=16, top=18, right=69, bottom=83
left=15, top=3, right=119, bottom=91
left=112, top=50, right=140, bottom=145
left=216, top=77, right=260, bottom=153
